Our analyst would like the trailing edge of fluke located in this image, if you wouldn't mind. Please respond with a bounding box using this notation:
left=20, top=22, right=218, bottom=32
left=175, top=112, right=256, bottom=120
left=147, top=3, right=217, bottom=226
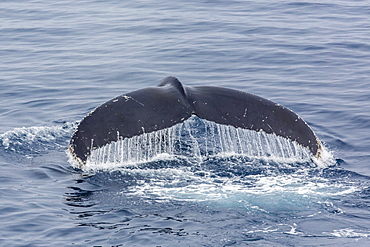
left=69, top=76, right=322, bottom=166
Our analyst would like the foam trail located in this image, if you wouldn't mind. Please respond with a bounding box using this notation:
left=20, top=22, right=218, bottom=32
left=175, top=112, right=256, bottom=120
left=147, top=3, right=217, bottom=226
left=83, top=116, right=316, bottom=170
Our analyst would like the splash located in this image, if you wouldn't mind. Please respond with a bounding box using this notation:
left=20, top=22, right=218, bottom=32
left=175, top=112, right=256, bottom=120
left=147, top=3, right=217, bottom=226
left=82, top=116, right=329, bottom=171
left=71, top=117, right=348, bottom=210
left=0, top=122, right=76, bottom=155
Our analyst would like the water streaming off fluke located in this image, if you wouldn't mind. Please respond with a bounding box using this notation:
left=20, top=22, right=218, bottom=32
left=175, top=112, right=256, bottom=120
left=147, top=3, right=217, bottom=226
left=82, top=116, right=313, bottom=170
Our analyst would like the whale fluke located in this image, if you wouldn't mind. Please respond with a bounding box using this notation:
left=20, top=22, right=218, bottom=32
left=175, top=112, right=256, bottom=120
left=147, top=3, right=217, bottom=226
left=69, top=77, right=322, bottom=165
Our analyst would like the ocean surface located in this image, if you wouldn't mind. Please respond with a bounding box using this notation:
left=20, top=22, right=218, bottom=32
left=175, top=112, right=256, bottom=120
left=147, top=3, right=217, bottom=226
left=1, top=0, right=370, bottom=246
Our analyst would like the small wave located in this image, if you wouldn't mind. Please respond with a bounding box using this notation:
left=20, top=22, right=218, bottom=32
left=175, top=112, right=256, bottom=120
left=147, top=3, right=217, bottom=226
left=0, top=122, right=77, bottom=156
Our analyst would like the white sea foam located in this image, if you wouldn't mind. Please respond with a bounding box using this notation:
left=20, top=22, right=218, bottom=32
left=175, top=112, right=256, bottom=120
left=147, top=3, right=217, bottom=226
left=328, top=228, right=370, bottom=238
left=126, top=172, right=358, bottom=205
left=0, top=122, right=76, bottom=153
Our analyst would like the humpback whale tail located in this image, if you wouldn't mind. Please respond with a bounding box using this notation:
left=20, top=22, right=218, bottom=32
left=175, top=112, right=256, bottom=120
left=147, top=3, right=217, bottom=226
left=69, top=77, right=322, bottom=166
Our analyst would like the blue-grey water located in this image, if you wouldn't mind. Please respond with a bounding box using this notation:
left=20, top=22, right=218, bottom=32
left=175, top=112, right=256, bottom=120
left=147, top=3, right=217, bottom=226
left=1, top=1, right=370, bottom=246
